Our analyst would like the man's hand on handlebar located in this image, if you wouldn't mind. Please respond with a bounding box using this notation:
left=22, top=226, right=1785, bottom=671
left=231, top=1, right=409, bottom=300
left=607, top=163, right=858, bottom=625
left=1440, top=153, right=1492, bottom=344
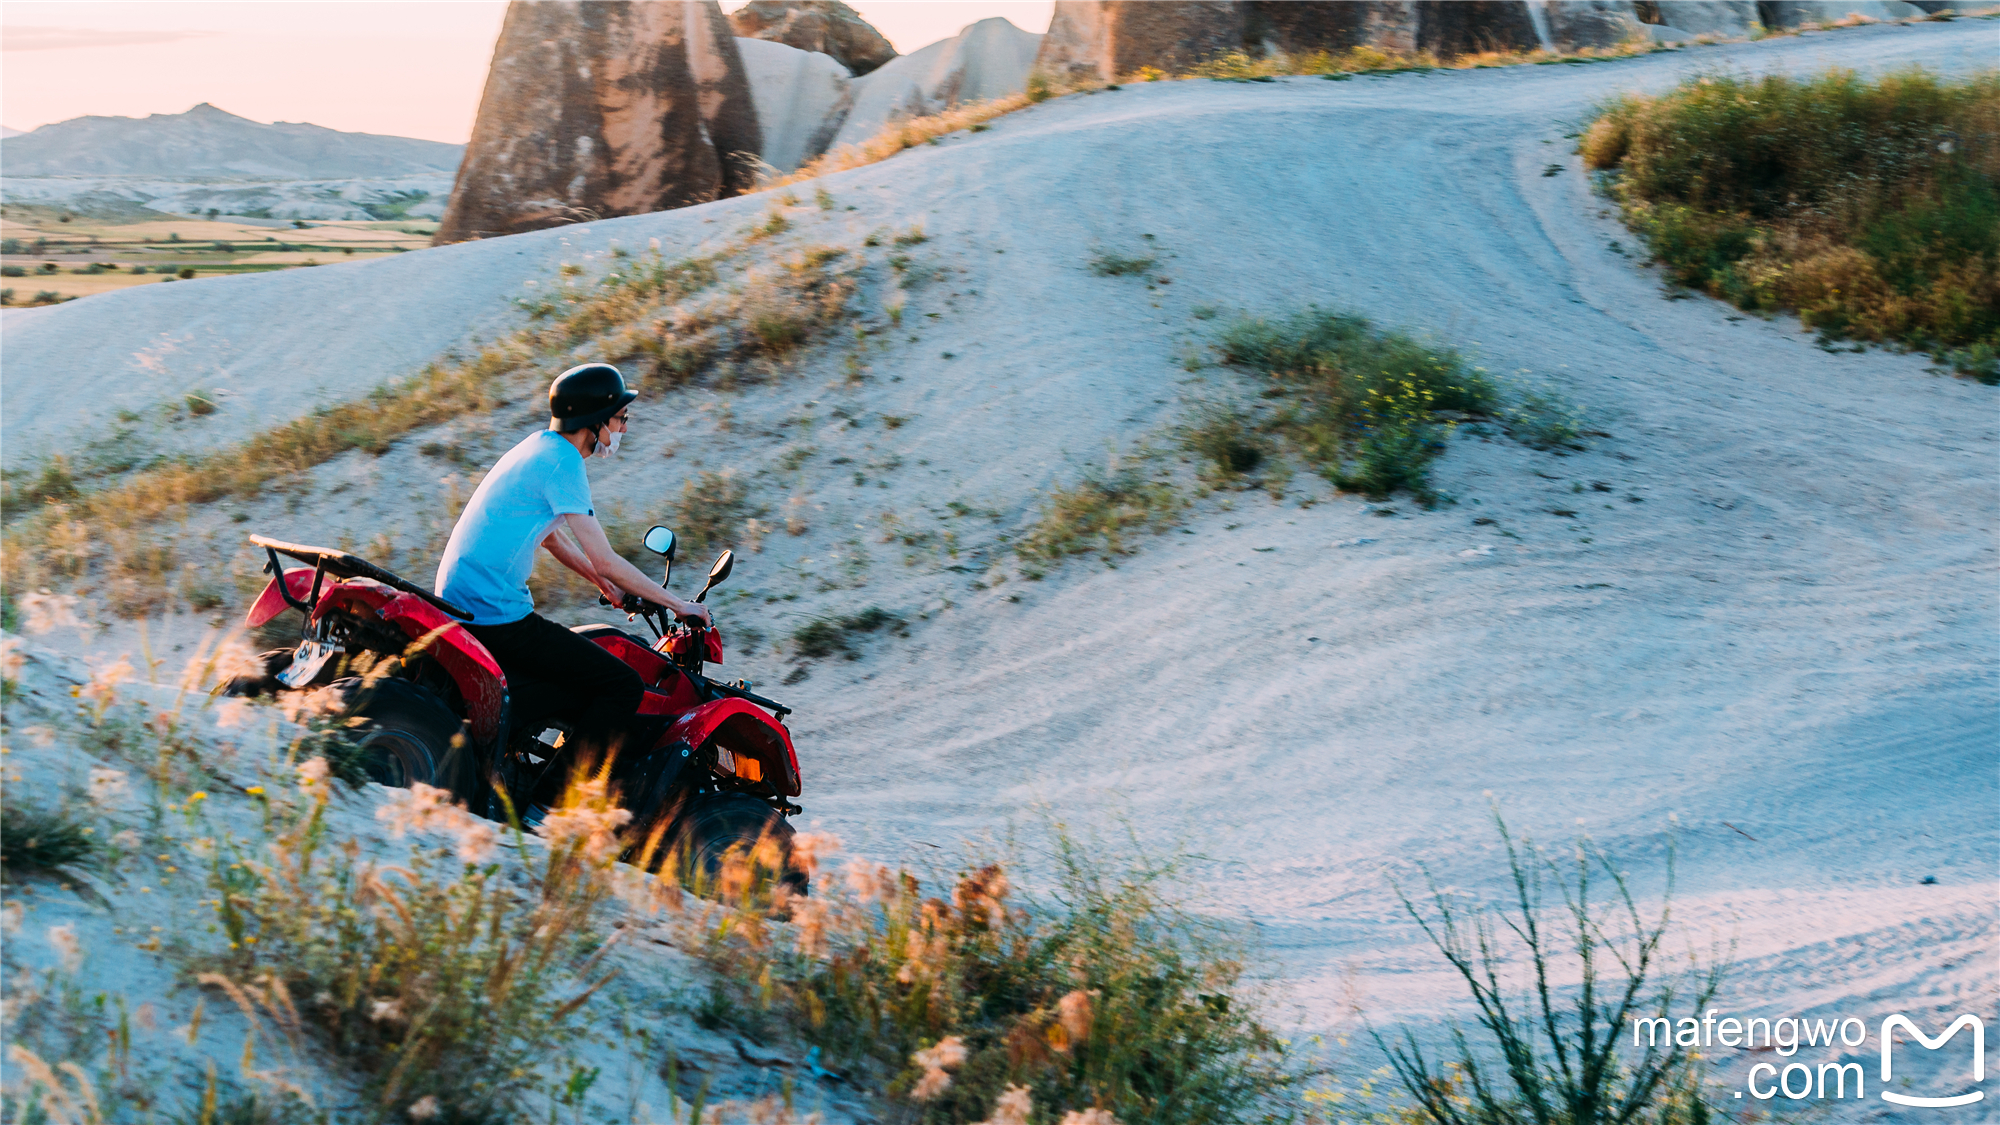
left=601, top=588, right=711, bottom=628
left=669, top=599, right=712, bottom=628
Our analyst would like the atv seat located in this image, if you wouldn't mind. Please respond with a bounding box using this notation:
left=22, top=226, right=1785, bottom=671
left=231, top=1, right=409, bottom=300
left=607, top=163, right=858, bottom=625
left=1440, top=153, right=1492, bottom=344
left=249, top=535, right=471, bottom=621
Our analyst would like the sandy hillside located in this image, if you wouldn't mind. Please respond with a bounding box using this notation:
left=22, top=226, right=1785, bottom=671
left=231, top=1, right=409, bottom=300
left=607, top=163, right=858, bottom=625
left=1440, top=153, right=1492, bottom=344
left=6, top=16, right=1996, bottom=1114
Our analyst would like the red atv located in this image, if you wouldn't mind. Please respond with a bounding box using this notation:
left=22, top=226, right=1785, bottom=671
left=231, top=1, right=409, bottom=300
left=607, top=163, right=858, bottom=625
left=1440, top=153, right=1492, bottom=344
left=237, top=527, right=807, bottom=891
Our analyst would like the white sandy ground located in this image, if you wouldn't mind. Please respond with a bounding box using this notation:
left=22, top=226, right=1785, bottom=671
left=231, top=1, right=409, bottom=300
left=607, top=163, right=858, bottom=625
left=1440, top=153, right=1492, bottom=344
left=4, top=17, right=1996, bottom=1119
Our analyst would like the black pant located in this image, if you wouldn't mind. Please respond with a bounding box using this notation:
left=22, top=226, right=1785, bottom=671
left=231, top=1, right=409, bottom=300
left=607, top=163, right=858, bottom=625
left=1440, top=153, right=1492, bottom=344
left=467, top=613, right=645, bottom=761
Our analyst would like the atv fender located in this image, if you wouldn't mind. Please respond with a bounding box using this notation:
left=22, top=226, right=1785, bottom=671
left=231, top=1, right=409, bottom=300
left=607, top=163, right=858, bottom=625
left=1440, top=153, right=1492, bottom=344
left=375, top=592, right=506, bottom=745
left=244, top=568, right=320, bottom=628
left=244, top=571, right=507, bottom=746
left=669, top=698, right=800, bottom=798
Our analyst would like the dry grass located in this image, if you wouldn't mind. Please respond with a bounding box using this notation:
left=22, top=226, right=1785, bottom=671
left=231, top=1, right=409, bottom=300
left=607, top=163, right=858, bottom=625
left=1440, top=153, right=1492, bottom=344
left=763, top=92, right=1040, bottom=191
left=2, top=230, right=860, bottom=616
left=1586, top=66, right=2000, bottom=379
left=0, top=635, right=646, bottom=1122
left=3, top=633, right=1317, bottom=1123
left=671, top=469, right=751, bottom=558
left=683, top=830, right=1313, bottom=1125
left=1017, top=470, right=1184, bottom=570
left=206, top=773, right=624, bottom=1119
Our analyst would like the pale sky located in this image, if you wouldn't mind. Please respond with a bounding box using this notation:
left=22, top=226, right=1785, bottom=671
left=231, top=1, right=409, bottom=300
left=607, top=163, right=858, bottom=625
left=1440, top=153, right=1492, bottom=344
left=0, top=1, right=1054, bottom=143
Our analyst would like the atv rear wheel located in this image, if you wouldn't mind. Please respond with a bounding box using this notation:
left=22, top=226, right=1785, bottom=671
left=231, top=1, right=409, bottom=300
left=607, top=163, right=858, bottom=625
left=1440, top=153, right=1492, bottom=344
left=670, top=792, right=807, bottom=897
left=329, top=677, right=461, bottom=790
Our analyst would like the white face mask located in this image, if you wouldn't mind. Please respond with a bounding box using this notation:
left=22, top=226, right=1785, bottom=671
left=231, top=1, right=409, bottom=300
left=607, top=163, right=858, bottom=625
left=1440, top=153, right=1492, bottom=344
left=595, top=428, right=622, bottom=458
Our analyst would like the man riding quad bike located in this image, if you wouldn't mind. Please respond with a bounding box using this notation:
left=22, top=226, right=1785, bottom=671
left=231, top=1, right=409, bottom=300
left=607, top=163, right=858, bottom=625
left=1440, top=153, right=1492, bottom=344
left=237, top=363, right=807, bottom=892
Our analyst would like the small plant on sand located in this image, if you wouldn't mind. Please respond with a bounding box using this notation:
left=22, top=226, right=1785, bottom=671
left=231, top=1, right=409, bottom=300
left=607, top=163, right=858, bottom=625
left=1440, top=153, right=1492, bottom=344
left=1502, top=386, right=1585, bottom=451
left=1337, top=381, right=1455, bottom=505
left=0, top=801, right=98, bottom=877
left=1087, top=249, right=1158, bottom=277
left=686, top=831, right=1311, bottom=1125
left=1018, top=451, right=1183, bottom=564
left=1384, top=809, right=1727, bottom=1125
left=671, top=469, right=749, bottom=558
left=1179, top=404, right=1273, bottom=486
left=1585, top=67, right=2000, bottom=380
left=790, top=606, right=907, bottom=660
left=1216, top=308, right=1498, bottom=504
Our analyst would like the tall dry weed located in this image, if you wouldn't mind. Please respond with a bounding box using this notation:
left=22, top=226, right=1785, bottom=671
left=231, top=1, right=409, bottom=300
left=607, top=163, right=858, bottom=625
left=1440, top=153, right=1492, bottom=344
left=683, top=832, right=1311, bottom=1125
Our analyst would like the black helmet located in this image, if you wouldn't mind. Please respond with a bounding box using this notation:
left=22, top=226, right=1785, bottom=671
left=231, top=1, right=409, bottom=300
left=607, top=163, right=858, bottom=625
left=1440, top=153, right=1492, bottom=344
left=548, top=363, right=637, bottom=432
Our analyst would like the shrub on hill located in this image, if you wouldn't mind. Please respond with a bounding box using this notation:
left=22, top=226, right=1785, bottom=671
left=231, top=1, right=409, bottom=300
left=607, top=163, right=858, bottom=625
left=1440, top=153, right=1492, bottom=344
left=1216, top=308, right=1501, bottom=506
left=688, top=832, right=1313, bottom=1125
left=1584, top=67, right=2000, bottom=382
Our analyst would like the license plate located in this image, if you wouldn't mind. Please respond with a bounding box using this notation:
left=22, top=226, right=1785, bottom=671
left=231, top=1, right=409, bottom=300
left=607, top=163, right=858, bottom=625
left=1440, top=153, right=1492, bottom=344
left=277, top=639, right=341, bottom=689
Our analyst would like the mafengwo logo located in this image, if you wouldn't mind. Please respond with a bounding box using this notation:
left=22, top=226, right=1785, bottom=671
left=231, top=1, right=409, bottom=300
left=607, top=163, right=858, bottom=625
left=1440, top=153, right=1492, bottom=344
left=1882, top=1014, right=1984, bottom=1109
left=1631, top=1011, right=1985, bottom=1106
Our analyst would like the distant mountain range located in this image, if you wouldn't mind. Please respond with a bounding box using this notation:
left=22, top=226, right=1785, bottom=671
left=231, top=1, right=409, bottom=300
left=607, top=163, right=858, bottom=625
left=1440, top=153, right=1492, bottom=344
left=0, top=103, right=462, bottom=179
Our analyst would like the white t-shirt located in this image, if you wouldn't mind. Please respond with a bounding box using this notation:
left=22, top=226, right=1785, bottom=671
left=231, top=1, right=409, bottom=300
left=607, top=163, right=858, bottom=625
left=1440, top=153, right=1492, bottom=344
left=435, top=430, right=594, bottom=625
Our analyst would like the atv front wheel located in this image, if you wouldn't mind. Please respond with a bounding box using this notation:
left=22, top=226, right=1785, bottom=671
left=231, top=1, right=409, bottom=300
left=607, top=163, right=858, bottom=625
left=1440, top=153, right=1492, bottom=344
left=328, top=677, right=461, bottom=790
left=670, top=792, right=807, bottom=897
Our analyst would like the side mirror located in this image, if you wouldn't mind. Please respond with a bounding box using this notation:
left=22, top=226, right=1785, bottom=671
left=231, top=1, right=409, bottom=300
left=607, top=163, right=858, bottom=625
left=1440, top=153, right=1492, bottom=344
left=695, top=550, right=734, bottom=604
left=643, top=525, right=676, bottom=562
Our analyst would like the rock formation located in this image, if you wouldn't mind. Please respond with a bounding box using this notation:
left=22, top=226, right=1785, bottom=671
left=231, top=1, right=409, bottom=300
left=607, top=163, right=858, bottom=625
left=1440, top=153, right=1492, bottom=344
left=735, top=38, right=853, bottom=173
left=436, top=1, right=761, bottom=243
left=1754, top=0, right=1926, bottom=25
left=728, top=0, right=897, bottom=76
left=1035, top=1, right=1664, bottom=80
left=827, top=18, right=1043, bottom=151
left=1413, top=1, right=1543, bottom=55
left=1631, top=0, right=1924, bottom=41
left=1638, top=1, right=1761, bottom=38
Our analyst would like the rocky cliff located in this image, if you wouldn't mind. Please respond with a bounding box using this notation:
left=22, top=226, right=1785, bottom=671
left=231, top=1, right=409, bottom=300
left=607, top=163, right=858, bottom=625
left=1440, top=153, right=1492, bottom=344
left=735, top=38, right=854, bottom=173
left=435, top=0, right=761, bottom=243
left=1036, top=1, right=1560, bottom=81
left=1034, top=0, right=1933, bottom=78
left=728, top=0, right=897, bottom=77
left=827, top=17, right=1043, bottom=152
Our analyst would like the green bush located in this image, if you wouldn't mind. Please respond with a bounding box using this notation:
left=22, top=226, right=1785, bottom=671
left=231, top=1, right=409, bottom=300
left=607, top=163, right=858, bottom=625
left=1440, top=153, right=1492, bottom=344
left=0, top=802, right=98, bottom=876
left=1087, top=250, right=1157, bottom=277
left=1586, top=67, right=2000, bottom=373
left=791, top=606, right=906, bottom=659
left=1216, top=308, right=1499, bottom=504
left=1502, top=386, right=1585, bottom=451
left=1180, top=404, right=1271, bottom=482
